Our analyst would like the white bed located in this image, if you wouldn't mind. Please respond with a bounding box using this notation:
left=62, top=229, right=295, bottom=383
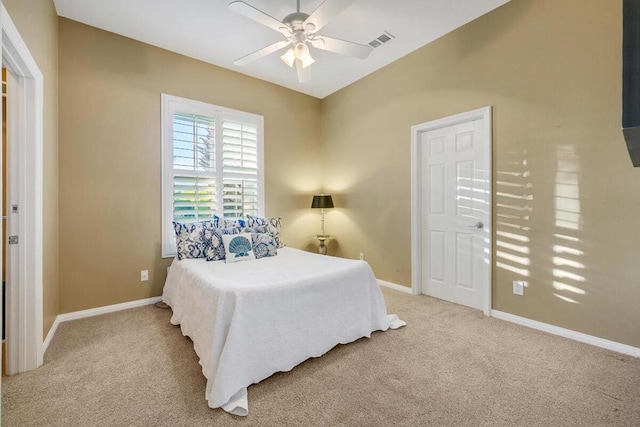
left=162, top=247, right=404, bottom=416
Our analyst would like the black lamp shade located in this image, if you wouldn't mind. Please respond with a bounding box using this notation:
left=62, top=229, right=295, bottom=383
left=311, top=194, right=334, bottom=209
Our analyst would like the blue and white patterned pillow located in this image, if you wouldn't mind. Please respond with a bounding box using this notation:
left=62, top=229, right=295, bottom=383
left=173, top=220, right=217, bottom=260
left=246, top=215, right=284, bottom=248
left=219, top=218, right=247, bottom=229
left=242, top=225, right=268, bottom=234
left=252, top=232, right=278, bottom=259
left=205, top=227, right=240, bottom=261
left=222, top=233, right=255, bottom=263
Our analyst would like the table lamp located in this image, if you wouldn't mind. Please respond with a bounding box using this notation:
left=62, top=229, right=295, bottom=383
left=311, top=194, right=334, bottom=236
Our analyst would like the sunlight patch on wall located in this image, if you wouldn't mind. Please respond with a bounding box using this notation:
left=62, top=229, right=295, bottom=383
left=554, top=146, right=582, bottom=231
left=552, top=257, right=584, bottom=269
left=553, top=244, right=583, bottom=256
left=553, top=293, right=580, bottom=304
left=497, top=240, right=530, bottom=254
left=496, top=152, right=532, bottom=280
left=552, top=145, right=585, bottom=304
left=552, top=281, right=586, bottom=295
left=497, top=230, right=530, bottom=243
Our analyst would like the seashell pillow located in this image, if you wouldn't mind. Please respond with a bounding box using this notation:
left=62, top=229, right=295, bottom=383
left=222, top=233, right=256, bottom=263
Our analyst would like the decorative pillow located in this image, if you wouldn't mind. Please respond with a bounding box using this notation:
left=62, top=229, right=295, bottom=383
left=242, top=225, right=268, bottom=234
left=205, top=227, right=240, bottom=261
left=246, top=215, right=284, bottom=248
left=173, top=220, right=217, bottom=260
left=219, top=218, right=246, bottom=229
left=252, top=232, right=278, bottom=259
left=222, top=233, right=255, bottom=263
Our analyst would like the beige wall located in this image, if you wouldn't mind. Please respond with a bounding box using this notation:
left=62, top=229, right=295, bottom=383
left=52, top=0, right=640, bottom=348
left=3, top=0, right=59, bottom=337
left=58, top=19, right=322, bottom=313
left=322, top=0, right=640, bottom=347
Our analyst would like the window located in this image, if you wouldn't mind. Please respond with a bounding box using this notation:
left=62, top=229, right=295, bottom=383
left=161, top=94, right=264, bottom=257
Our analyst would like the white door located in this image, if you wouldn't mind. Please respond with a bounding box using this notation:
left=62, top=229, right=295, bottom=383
left=418, top=111, right=491, bottom=311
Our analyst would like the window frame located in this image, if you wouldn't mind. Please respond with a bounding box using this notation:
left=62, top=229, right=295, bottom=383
left=161, top=93, right=265, bottom=258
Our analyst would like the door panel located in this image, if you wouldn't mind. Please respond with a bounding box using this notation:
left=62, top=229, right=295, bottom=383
left=429, top=231, right=445, bottom=282
left=420, top=118, right=489, bottom=310
left=429, top=164, right=445, bottom=214
left=456, top=160, right=475, bottom=217
left=456, top=232, right=474, bottom=290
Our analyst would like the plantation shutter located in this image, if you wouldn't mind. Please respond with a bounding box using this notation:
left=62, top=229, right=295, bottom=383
left=172, top=176, right=216, bottom=221
left=170, top=111, right=260, bottom=221
left=221, top=118, right=259, bottom=218
left=172, top=112, right=217, bottom=222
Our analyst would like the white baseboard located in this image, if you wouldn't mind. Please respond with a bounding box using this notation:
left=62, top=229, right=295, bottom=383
left=43, top=296, right=162, bottom=353
left=374, top=280, right=639, bottom=358
left=43, top=316, right=61, bottom=353
left=57, top=296, right=163, bottom=322
left=491, top=310, right=640, bottom=358
left=378, top=279, right=413, bottom=294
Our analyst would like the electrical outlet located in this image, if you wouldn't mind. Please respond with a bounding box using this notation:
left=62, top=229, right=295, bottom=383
left=141, top=270, right=149, bottom=281
left=359, top=252, right=364, bottom=260
left=513, top=280, right=525, bottom=296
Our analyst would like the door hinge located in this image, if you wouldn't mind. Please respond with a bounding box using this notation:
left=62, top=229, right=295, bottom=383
left=8, top=235, right=18, bottom=244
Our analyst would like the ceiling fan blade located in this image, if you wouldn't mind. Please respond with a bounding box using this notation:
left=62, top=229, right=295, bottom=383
left=309, top=36, right=372, bottom=59
left=304, top=0, right=354, bottom=33
left=229, top=1, right=290, bottom=36
left=234, top=40, right=291, bottom=66
left=296, top=59, right=312, bottom=83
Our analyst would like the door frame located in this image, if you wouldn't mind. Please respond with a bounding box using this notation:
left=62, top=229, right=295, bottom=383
left=410, top=106, right=493, bottom=315
left=1, top=2, right=44, bottom=373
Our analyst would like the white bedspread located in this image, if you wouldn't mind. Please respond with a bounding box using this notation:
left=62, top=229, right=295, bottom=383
left=162, top=247, right=405, bottom=416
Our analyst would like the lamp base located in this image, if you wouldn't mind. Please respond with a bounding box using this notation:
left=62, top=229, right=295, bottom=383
left=318, top=242, right=327, bottom=255
left=316, top=235, right=329, bottom=255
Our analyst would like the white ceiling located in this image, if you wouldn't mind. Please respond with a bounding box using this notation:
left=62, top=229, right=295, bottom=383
left=53, top=0, right=510, bottom=99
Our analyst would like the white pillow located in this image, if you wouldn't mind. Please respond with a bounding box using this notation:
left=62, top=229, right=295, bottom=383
left=222, top=233, right=256, bottom=263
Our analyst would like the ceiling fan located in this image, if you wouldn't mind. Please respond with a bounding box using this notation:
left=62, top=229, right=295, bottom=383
left=229, top=0, right=373, bottom=83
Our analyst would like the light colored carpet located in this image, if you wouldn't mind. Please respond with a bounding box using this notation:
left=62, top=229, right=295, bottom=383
left=3, top=288, right=639, bottom=426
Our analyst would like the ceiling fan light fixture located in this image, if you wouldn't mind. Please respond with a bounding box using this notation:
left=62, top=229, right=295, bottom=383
left=280, top=48, right=296, bottom=67
left=294, top=42, right=311, bottom=60
left=301, top=54, right=315, bottom=69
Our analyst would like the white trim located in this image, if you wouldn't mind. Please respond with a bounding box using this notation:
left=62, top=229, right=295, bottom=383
left=1, top=2, right=45, bottom=374
left=378, top=279, right=413, bottom=294
left=410, top=106, right=493, bottom=315
left=57, top=297, right=163, bottom=323
left=491, top=310, right=640, bottom=358
left=42, top=315, right=61, bottom=353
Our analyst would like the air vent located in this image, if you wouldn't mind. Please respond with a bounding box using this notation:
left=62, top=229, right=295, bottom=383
left=368, top=31, right=395, bottom=49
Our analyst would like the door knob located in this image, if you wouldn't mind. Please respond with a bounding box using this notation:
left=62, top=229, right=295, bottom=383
left=468, top=222, right=484, bottom=229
